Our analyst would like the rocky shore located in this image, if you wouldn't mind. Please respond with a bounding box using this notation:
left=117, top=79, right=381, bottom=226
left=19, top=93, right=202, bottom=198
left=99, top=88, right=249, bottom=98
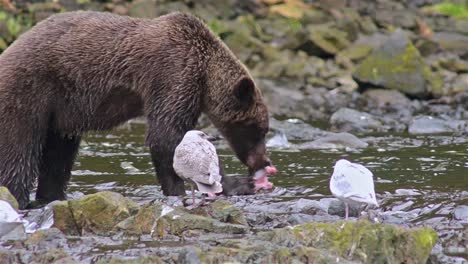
left=0, top=0, right=467, bottom=263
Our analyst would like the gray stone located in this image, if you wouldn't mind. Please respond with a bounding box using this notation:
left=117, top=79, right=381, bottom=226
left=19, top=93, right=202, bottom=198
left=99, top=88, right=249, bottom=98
left=353, top=29, right=442, bottom=98
left=432, top=32, right=468, bottom=57
left=299, top=132, right=368, bottom=149
left=408, top=115, right=466, bottom=134
left=0, top=222, right=26, bottom=240
left=330, top=108, right=387, bottom=133
left=453, top=205, right=468, bottom=222
left=327, top=199, right=362, bottom=218
left=269, top=117, right=324, bottom=141
left=452, top=74, right=468, bottom=94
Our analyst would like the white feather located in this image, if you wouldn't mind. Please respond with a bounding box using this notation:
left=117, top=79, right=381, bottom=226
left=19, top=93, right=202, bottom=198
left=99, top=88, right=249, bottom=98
left=173, top=130, right=223, bottom=194
left=330, top=159, right=378, bottom=207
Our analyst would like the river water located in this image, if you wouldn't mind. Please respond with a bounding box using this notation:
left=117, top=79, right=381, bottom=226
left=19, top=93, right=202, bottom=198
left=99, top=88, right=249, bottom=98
left=68, top=122, right=467, bottom=262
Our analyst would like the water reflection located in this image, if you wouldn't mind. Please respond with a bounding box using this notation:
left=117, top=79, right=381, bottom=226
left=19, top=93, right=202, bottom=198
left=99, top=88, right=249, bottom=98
left=70, top=122, right=468, bottom=224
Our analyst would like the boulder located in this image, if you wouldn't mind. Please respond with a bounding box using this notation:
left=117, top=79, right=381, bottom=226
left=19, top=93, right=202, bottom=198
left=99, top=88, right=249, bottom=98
left=305, top=24, right=351, bottom=55
left=432, top=32, right=468, bottom=57
left=118, top=200, right=248, bottom=238
left=299, top=132, right=368, bottom=149
left=353, top=29, right=442, bottom=98
left=51, top=201, right=79, bottom=236
left=408, top=115, right=466, bottom=134
left=259, top=220, right=437, bottom=264
left=0, top=186, right=19, bottom=210
left=330, top=108, right=387, bottom=133
left=68, top=191, right=139, bottom=235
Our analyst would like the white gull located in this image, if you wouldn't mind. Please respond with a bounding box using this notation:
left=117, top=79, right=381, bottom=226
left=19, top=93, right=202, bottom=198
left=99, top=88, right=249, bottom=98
left=330, top=159, right=378, bottom=219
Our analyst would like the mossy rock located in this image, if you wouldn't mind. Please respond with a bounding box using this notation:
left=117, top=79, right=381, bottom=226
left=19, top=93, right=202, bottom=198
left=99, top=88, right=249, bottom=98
left=155, top=206, right=248, bottom=238
left=68, top=191, right=139, bottom=235
left=0, top=186, right=19, bottom=210
left=116, top=201, right=167, bottom=236
left=306, top=24, right=351, bottom=55
left=337, top=43, right=373, bottom=62
left=353, top=29, right=442, bottom=98
left=259, top=219, right=437, bottom=264
left=51, top=201, right=79, bottom=236
left=205, top=200, right=248, bottom=226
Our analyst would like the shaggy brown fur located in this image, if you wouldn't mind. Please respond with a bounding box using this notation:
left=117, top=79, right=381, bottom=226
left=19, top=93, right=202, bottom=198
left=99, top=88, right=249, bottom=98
left=0, top=11, right=271, bottom=209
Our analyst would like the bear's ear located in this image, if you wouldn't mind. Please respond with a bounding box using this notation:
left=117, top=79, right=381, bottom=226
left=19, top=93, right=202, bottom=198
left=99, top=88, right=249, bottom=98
left=233, top=77, right=255, bottom=108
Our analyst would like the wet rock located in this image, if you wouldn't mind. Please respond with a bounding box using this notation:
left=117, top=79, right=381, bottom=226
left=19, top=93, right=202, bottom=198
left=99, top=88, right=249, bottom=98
left=0, top=186, right=19, bottom=210
left=27, top=249, right=78, bottom=264
left=116, top=201, right=170, bottom=236
left=266, top=132, right=290, bottom=148
left=327, top=199, right=362, bottom=218
left=0, top=221, right=26, bottom=241
left=330, top=108, right=387, bottom=133
left=24, top=228, right=67, bottom=251
left=206, top=200, right=248, bottom=226
left=453, top=205, right=468, bottom=222
left=408, top=115, right=466, bottom=134
left=391, top=201, right=415, bottom=212
left=50, top=201, right=79, bottom=236
left=260, top=220, right=438, bottom=263
left=68, top=191, right=139, bottom=235
left=353, top=29, right=442, bottom=98
left=155, top=206, right=248, bottom=238
left=177, top=246, right=202, bottom=264
left=269, top=117, right=324, bottom=141
left=299, top=132, right=368, bottom=149
left=23, top=202, right=55, bottom=234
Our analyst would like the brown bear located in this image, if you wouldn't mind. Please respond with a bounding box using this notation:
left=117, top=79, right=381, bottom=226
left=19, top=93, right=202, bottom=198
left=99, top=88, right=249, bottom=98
left=0, top=11, right=274, bottom=209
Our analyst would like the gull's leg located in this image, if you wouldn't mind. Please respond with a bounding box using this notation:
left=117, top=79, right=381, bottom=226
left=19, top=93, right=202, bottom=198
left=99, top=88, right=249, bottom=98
left=345, top=203, right=349, bottom=220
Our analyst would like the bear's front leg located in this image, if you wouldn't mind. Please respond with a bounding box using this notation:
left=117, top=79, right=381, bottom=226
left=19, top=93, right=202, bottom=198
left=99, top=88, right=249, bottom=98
left=146, top=121, right=188, bottom=196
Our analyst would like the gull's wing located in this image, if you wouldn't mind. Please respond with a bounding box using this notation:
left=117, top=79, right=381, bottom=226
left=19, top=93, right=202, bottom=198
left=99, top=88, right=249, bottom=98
left=173, top=138, right=220, bottom=185
left=330, top=161, right=378, bottom=206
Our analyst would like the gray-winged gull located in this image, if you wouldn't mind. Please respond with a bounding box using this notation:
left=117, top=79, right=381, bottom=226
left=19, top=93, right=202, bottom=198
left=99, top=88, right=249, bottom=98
left=330, top=159, right=378, bottom=219
left=173, top=130, right=223, bottom=206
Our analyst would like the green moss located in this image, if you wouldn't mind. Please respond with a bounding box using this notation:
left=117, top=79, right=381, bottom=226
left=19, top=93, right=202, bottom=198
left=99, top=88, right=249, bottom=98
left=207, top=19, right=229, bottom=37
left=273, top=248, right=292, bottom=263
left=287, top=18, right=303, bottom=32
left=0, top=186, right=19, bottom=210
left=337, top=44, right=373, bottom=61
left=266, top=220, right=437, bottom=264
left=425, top=2, right=468, bottom=19
left=353, top=32, right=438, bottom=97
left=52, top=201, right=80, bottom=235
left=413, top=228, right=438, bottom=256
left=0, top=11, right=8, bottom=21
left=69, top=191, right=139, bottom=235
left=307, top=25, right=351, bottom=54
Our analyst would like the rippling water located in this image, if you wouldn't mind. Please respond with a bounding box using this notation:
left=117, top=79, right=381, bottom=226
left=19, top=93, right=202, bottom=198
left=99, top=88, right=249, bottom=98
left=71, top=123, right=467, bottom=214
left=67, top=122, right=467, bottom=261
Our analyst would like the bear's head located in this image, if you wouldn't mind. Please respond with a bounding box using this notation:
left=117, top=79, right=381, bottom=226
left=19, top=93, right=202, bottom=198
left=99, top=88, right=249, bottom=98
left=203, top=50, right=272, bottom=174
